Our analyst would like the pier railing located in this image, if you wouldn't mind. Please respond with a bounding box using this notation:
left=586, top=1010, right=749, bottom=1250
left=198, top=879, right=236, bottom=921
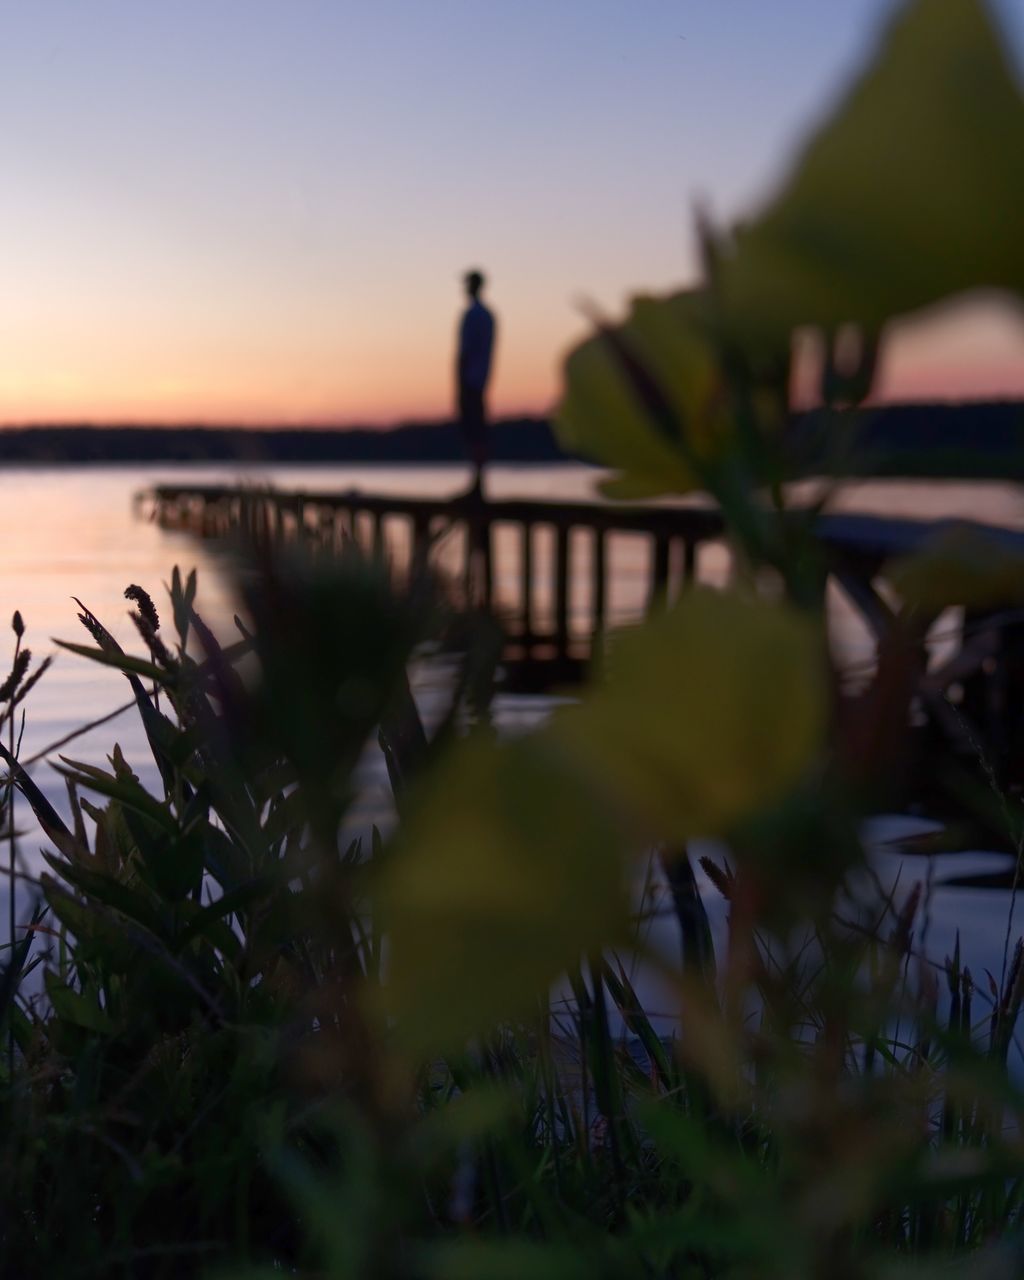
left=141, top=482, right=1024, bottom=763
left=141, top=483, right=727, bottom=684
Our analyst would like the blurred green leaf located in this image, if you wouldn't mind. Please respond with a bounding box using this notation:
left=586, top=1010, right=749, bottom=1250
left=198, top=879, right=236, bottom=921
left=44, top=971, right=116, bottom=1036
left=377, top=733, right=631, bottom=1055
left=52, top=639, right=167, bottom=684
left=45, top=883, right=139, bottom=972
left=412, top=1081, right=520, bottom=1155
left=41, top=858, right=166, bottom=939
left=420, top=1240, right=599, bottom=1280
left=129, top=820, right=204, bottom=904
left=555, top=0, right=1024, bottom=497
left=555, top=291, right=727, bottom=497
left=171, top=564, right=198, bottom=650
left=720, top=0, right=1024, bottom=339
left=888, top=525, right=1024, bottom=613
left=175, top=876, right=273, bottom=952
left=55, top=756, right=178, bottom=832
left=379, top=590, right=823, bottom=1055
left=0, top=739, right=75, bottom=853
left=552, top=588, right=826, bottom=840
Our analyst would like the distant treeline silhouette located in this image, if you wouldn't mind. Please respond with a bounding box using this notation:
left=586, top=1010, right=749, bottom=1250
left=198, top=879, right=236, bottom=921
left=790, top=400, right=1024, bottom=480
left=0, top=402, right=1021, bottom=476
left=0, top=417, right=569, bottom=466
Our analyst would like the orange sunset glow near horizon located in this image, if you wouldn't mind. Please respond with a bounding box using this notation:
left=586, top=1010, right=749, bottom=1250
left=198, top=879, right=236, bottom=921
left=3, top=293, right=1024, bottom=429
left=3, top=0, right=1023, bottom=430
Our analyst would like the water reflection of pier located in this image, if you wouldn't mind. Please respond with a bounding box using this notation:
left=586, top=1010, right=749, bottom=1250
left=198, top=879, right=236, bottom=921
left=143, top=482, right=1024, bottom=764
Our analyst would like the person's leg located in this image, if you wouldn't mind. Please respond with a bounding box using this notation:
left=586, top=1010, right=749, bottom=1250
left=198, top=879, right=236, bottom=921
left=459, top=383, right=486, bottom=493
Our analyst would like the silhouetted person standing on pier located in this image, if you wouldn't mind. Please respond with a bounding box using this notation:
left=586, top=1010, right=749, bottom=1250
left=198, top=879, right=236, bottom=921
left=456, top=269, right=496, bottom=494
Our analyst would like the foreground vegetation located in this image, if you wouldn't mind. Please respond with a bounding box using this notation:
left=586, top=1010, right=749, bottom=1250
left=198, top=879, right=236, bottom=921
left=0, top=552, right=1022, bottom=1280
left=2, top=0, right=1024, bottom=1275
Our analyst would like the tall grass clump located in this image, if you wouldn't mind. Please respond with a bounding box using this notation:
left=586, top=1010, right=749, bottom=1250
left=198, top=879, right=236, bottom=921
left=0, top=547, right=1022, bottom=1279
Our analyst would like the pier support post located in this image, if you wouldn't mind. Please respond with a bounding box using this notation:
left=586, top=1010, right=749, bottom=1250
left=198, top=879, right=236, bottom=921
left=411, top=512, right=430, bottom=579
left=650, top=532, right=671, bottom=611
left=372, top=512, right=385, bottom=562
left=520, top=523, right=534, bottom=648
left=592, top=528, right=607, bottom=637
left=481, top=518, right=493, bottom=610
left=463, top=511, right=492, bottom=610
left=682, top=538, right=697, bottom=584
left=555, top=523, right=570, bottom=662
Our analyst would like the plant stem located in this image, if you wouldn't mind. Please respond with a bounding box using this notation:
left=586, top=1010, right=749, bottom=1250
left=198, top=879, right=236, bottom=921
left=7, top=629, right=19, bottom=1079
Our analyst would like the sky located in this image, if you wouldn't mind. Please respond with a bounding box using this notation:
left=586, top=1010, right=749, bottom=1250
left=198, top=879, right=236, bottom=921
left=2, top=0, right=1023, bottom=427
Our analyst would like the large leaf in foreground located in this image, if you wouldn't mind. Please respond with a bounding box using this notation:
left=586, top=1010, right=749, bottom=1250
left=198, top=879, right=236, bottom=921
left=555, top=291, right=728, bottom=498
left=887, top=524, right=1024, bottom=614
left=378, top=590, right=825, bottom=1054
left=551, top=589, right=826, bottom=839
left=720, top=0, right=1024, bottom=339
left=377, top=734, right=630, bottom=1055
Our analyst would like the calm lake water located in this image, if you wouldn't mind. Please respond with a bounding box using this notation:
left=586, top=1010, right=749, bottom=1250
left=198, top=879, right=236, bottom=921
left=0, top=462, right=614, bottom=801
left=2, top=461, right=1024, bottom=1035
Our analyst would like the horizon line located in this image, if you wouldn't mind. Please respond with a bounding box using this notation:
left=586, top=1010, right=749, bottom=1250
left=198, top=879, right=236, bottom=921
left=2, top=395, right=1023, bottom=434
left=0, top=412, right=554, bottom=433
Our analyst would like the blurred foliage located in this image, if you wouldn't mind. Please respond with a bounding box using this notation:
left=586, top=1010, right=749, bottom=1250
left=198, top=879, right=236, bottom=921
left=379, top=731, right=632, bottom=1056
left=557, top=292, right=736, bottom=498
left=550, top=590, right=826, bottom=841
left=382, top=588, right=825, bottom=1057
left=1, top=0, right=1024, bottom=1277
left=557, top=0, right=1024, bottom=503
left=889, top=526, right=1024, bottom=614
left=718, top=0, right=1024, bottom=340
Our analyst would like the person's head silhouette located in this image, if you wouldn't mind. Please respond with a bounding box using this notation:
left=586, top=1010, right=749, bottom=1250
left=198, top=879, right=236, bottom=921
left=464, top=269, right=485, bottom=300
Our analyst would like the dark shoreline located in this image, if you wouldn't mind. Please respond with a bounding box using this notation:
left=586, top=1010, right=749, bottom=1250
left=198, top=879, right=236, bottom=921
left=0, top=401, right=1022, bottom=478
left=0, top=417, right=569, bottom=466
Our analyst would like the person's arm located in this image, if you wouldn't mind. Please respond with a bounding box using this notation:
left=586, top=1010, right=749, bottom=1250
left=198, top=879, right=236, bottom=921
left=456, top=312, right=470, bottom=391
left=481, top=311, right=495, bottom=383
left=461, top=311, right=480, bottom=377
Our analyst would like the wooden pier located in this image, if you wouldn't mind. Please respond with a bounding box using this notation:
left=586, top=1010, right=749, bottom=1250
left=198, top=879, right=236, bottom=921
left=140, top=482, right=1024, bottom=764
left=141, top=483, right=726, bottom=686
